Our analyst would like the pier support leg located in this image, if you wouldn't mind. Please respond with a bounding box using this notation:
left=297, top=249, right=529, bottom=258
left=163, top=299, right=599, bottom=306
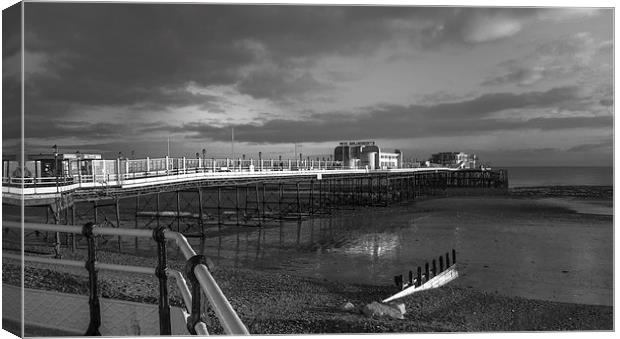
left=309, top=180, right=314, bottom=215
left=71, top=205, right=76, bottom=251
left=217, top=187, right=222, bottom=230
left=134, top=195, right=140, bottom=250
left=262, top=183, right=266, bottom=222
left=245, top=185, right=250, bottom=221
left=296, top=182, right=301, bottom=220
left=176, top=191, right=181, bottom=232
left=255, top=183, right=261, bottom=226
left=235, top=186, right=240, bottom=226
left=278, top=183, right=283, bottom=218
left=156, top=193, right=161, bottom=229
left=115, top=199, right=122, bottom=253
left=318, top=180, right=323, bottom=213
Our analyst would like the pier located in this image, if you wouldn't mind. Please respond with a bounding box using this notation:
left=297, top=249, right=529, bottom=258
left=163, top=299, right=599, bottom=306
left=3, top=156, right=508, bottom=241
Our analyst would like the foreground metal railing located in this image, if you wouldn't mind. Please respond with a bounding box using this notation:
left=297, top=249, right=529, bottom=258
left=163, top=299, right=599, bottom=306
left=2, top=221, right=248, bottom=336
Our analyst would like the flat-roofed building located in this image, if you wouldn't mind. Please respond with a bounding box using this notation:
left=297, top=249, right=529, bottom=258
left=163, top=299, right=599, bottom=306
left=429, top=152, right=478, bottom=169
left=334, top=141, right=401, bottom=169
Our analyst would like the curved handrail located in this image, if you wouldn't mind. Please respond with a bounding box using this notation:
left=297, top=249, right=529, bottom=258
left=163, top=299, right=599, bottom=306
left=2, top=221, right=247, bottom=335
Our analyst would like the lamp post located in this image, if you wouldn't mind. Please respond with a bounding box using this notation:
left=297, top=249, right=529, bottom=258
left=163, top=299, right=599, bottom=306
left=201, top=148, right=207, bottom=171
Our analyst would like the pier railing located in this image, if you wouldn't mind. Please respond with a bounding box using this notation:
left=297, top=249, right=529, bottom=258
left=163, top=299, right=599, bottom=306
left=2, top=221, right=249, bottom=336
left=2, top=157, right=346, bottom=187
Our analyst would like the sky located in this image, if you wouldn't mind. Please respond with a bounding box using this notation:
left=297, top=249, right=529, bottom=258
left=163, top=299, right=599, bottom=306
left=2, top=2, right=614, bottom=166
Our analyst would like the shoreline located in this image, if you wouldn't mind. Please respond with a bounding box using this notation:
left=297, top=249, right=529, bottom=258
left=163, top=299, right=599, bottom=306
left=2, top=243, right=614, bottom=333
left=3, top=185, right=613, bottom=334
left=509, top=185, right=613, bottom=200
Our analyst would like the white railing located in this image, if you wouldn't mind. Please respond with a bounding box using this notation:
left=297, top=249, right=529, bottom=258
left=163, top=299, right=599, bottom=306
left=2, top=157, right=346, bottom=188
left=2, top=221, right=248, bottom=336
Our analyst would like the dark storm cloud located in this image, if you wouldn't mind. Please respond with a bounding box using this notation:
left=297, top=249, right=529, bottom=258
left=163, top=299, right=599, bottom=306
left=143, top=86, right=609, bottom=143
left=482, top=32, right=612, bottom=88
left=24, top=120, right=133, bottom=139
left=567, top=140, right=613, bottom=152
left=2, top=2, right=21, bottom=59
left=3, top=3, right=22, bottom=147
left=481, top=67, right=545, bottom=87
left=24, top=4, right=407, bottom=106
left=237, top=70, right=334, bottom=101
left=23, top=4, right=554, bottom=113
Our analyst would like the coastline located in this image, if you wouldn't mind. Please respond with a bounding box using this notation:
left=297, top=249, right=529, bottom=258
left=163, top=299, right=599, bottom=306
left=3, top=184, right=613, bottom=334
left=2, top=257, right=613, bottom=334
left=510, top=185, right=613, bottom=200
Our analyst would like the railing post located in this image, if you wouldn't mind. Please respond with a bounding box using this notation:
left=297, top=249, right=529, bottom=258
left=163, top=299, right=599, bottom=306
left=183, top=157, right=186, bottom=174
left=153, top=226, right=171, bottom=335
left=83, top=222, right=101, bottom=336
left=165, top=156, right=169, bottom=174
left=146, top=157, right=150, bottom=173
left=185, top=254, right=209, bottom=334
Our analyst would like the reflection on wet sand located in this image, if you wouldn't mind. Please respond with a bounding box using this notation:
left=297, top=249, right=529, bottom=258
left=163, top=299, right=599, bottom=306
left=16, top=194, right=612, bottom=307
left=187, top=196, right=611, bottom=306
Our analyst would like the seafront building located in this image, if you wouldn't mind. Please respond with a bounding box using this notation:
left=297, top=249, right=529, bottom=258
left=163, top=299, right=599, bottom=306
left=2, top=152, right=101, bottom=179
left=334, top=141, right=402, bottom=169
left=429, top=152, right=478, bottom=169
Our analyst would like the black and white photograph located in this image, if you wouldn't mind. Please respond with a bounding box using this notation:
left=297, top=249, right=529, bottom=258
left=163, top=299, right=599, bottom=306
left=1, top=0, right=615, bottom=336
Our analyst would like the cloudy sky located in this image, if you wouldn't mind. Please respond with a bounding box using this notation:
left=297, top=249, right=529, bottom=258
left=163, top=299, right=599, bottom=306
left=3, top=2, right=614, bottom=165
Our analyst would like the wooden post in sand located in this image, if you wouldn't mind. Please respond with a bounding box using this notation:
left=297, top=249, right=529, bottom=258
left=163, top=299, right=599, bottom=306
left=416, top=267, right=422, bottom=287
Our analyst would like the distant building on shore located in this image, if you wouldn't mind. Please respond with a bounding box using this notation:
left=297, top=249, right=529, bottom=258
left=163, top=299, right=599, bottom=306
left=429, top=152, right=478, bottom=169
left=334, top=141, right=402, bottom=169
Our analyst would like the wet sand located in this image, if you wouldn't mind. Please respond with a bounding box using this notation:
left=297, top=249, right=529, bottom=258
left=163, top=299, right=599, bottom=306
left=3, top=186, right=614, bottom=333
left=180, top=192, right=612, bottom=306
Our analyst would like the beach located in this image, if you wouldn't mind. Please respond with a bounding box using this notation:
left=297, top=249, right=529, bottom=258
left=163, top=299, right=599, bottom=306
left=3, top=185, right=614, bottom=333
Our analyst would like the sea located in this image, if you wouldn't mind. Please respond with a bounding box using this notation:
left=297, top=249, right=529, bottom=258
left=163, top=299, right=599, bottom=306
left=505, top=166, right=613, bottom=188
